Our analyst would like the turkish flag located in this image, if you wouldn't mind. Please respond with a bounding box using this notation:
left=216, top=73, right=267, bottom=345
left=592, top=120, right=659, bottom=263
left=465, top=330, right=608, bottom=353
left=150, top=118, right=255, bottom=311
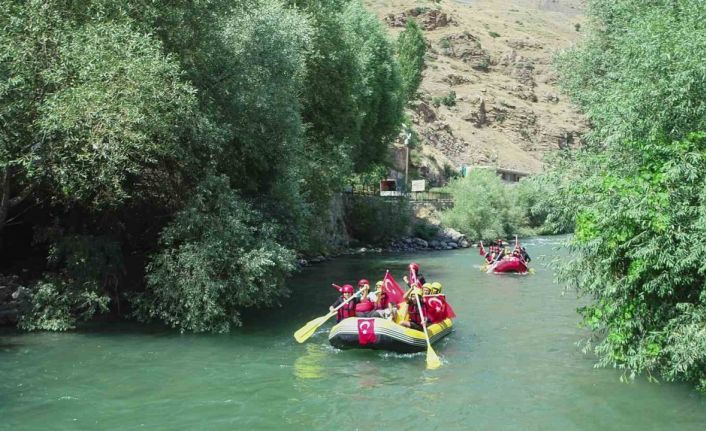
left=424, top=295, right=456, bottom=323
left=383, top=271, right=405, bottom=305
left=357, top=318, right=377, bottom=345
left=409, top=268, right=422, bottom=289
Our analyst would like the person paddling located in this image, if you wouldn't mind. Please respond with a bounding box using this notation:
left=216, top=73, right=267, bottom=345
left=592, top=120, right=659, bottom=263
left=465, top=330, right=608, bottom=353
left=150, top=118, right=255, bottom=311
left=403, top=262, right=426, bottom=288
left=329, top=284, right=358, bottom=323
left=400, top=287, right=429, bottom=331
left=355, top=279, right=374, bottom=316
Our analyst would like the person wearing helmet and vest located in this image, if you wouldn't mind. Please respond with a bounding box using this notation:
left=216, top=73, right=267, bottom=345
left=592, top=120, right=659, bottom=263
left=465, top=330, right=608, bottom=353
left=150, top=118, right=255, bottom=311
left=366, top=280, right=395, bottom=319
left=422, top=283, right=432, bottom=296
left=430, top=282, right=442, bottom=295
left=403, top=262, right=426, bottom=288
left=329, top=284, right=359, bottom=323
left=400, top=287, right=429, bottom=331
left=355, top=279, right=374, bottom=316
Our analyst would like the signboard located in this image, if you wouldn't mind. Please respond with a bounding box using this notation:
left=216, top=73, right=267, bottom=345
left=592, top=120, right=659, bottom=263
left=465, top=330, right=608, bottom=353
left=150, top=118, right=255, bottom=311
left=411, top=180, right=426, bottom=192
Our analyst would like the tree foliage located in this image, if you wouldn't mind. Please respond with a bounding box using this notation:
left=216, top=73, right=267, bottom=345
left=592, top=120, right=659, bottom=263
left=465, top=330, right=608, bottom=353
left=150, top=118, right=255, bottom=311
left=556, top=0, right=706, bottom=147
left=563, top=133, right=706, bottom=391
left=397, top=19, right=426, bottom=101
left=136, top=175, right=295, bottom=333
left=552, top=0, right=706, bottom=391
left=441, top=169, right=532, bottom=240
left=0, top=0, right=406, bottom=332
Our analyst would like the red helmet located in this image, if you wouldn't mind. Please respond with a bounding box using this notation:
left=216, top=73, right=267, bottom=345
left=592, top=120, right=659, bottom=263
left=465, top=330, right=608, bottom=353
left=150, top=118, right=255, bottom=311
left=358, top=279, right=370, bottom=287
left=409, top=262, right=420, bottom=273
left=341, top=284, right=354, bottom=294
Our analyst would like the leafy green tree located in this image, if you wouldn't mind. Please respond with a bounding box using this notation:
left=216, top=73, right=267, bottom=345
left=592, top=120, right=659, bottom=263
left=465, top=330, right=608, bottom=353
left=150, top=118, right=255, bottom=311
left=441, top=169, right=527, bottom=240
left=564, top=133, right=706, bottom=391
left=137, top=175, right=296, bottom=333
left=556, top=0, right=706, bottom=147
left=397, top=19, right=426, bottom=101
left=0, top=4, right=209, bottom=214
left=553, top=0, right=706, bottom=391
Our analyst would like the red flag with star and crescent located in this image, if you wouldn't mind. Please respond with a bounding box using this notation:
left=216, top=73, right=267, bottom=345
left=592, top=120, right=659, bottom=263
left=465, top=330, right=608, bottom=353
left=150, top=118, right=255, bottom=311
left=357, top=318, right=377, bottom=345
left=423, top=294, right=456, bottom=323
left=383, top=271, right=405, bottom=305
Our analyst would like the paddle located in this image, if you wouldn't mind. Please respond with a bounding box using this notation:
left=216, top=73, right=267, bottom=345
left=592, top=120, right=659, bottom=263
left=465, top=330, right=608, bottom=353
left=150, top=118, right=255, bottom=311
left=414, top=293, right=442, bottom=370
left=293, top=287, right=364, bottom=343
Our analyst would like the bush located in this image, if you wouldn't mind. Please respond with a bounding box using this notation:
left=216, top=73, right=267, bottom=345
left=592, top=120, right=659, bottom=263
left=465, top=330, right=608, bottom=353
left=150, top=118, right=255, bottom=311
left=17, top=235, right=120, bottom=331
left=18, top=277, right=110, bottom=331
left=432, top=91, right=456, bottom=108
left=413, top=221, right=440, bottom=241
left=488, top=31, right=501, bottom=38
left=441, top=168, right=526, bottom=240
left=135, top=176, right=296, bottom=333
left=561, top=133, right=706, bottom=391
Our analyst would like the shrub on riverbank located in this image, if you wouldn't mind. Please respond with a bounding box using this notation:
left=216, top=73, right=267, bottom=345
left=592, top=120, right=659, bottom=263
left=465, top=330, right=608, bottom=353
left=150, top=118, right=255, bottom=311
left=136, top=176, right=295, bottom=333
left=440, top=169, right=546, bottom=240
left=554, top=0, right=706, bottom=391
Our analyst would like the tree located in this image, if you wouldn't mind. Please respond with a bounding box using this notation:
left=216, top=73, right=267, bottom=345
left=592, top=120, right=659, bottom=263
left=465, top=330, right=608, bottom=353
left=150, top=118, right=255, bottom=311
left=441, top=169, right=526, bottom=240
left=553, top=0, right=706, bottom=391
left=137, top=175, right=296, bottom=333
left=556, top=0, right=706, bottom=147
left=397, top=19, right=426, bottom=102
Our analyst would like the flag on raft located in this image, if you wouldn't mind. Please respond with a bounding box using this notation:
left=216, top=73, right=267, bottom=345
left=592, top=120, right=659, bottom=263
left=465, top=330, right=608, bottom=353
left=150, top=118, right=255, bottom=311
left=409, top=267, right=422, bottom=289
left=423, top=294, right=456, bottom=323
left=383, top=271, right=406, bottom=305
left=357, top=318, right=377, bottom=345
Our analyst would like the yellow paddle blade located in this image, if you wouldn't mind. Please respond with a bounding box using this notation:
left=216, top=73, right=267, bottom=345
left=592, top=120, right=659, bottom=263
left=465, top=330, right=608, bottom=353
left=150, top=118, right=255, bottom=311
left=294, top=314, right=332, bottom=343
left=426, top=345, right=442, bottom=370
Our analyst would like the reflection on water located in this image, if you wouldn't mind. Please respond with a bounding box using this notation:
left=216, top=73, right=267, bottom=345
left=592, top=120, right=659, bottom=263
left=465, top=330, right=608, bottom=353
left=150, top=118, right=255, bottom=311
left=293, top=343, right=327, bottom=380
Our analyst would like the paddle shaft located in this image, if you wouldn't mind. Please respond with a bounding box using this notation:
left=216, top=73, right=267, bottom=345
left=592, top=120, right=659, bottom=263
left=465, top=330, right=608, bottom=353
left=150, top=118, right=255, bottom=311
left=414, top=294, right=433, bottom=349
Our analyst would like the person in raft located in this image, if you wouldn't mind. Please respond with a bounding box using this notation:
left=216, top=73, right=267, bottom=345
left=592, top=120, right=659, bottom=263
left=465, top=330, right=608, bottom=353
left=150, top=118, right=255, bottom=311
left=402, top=262, right=426, bottom=287
left=355, top=281, right=395, bottom=319
left=399, top=287, right=429, bottom=331
left=430, top=282, right=443, bottom=295
left=329, top=284, right=358, bottom=323
left=422, top=283, right=432, bottom=296
left=354, top=279, right=375, bottom=317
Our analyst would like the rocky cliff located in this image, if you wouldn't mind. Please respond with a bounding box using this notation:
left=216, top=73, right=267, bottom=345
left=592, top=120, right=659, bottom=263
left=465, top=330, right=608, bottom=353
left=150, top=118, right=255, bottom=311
left=367, top=0, right=588, bottom=176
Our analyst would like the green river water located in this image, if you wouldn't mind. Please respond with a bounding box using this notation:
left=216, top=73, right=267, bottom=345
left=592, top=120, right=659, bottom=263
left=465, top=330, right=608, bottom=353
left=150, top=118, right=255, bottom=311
left=1, top=237, right=705, bottom=430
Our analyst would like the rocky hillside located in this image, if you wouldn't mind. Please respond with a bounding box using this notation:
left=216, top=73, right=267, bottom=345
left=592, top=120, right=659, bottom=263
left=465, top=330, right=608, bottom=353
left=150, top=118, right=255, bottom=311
left=366, top=0, right=588, bottom=178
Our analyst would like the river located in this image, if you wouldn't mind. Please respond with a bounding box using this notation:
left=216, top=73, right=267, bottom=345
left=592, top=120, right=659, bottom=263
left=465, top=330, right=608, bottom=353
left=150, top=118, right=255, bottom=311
left=1, top=237, right=705, bottom=430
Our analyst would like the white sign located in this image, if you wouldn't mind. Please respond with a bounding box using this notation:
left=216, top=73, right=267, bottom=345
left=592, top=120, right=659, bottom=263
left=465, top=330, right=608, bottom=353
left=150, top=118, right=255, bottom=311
left=411, top=180, right=426, bottom=192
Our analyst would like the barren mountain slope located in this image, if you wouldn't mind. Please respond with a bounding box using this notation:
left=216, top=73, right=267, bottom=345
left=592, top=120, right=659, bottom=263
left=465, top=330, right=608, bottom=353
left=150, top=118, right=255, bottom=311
left=366, top=0, right=588, bottom=177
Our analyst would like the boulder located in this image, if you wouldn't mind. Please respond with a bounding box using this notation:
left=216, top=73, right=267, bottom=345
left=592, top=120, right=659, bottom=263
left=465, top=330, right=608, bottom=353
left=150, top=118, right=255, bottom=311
left=438, top=227, right=466, bottom=243
left=412, top=237, right=426, bottom=247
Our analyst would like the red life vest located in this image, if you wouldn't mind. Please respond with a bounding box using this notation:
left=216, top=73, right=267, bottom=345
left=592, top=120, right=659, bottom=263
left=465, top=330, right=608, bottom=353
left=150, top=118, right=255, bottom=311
left=374, top=293, right=389, bottom=310
left=408, top=302, right=422, bottom=325
left=355, top=299, right=374, bottom=314
left=337, top=298, right=357, bottom=322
